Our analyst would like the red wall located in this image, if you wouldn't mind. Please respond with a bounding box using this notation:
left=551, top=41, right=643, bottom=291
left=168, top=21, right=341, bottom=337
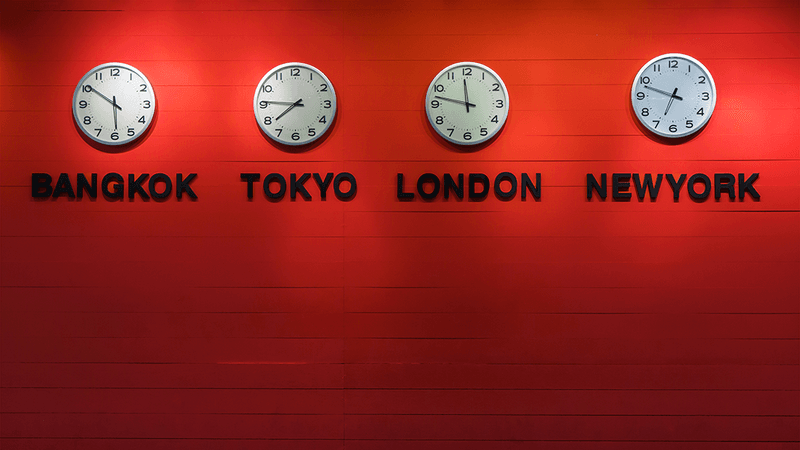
left=1, top=0, right=798, bottom=448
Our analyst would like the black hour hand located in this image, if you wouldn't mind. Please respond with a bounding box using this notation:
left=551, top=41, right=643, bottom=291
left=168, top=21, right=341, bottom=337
left=91, top=88, right=123, bottom=110
left=434, top=95, right=476, bottom=108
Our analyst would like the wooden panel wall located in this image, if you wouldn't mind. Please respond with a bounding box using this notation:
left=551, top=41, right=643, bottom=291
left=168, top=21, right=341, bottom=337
left=1, top=0, right=798, bottom=448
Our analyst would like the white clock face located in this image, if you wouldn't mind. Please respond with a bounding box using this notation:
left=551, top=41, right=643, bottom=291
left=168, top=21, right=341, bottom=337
left=254, top=63, right=337, bottom=146
left=72, top=62, right=155, bottom=146
left=425, top=62, right=509, bottom=146
left=631, top=53, right=716, bottom=138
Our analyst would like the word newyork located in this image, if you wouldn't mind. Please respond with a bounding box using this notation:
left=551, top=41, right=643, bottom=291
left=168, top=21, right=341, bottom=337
left=586, top=173, right=760, bottom=200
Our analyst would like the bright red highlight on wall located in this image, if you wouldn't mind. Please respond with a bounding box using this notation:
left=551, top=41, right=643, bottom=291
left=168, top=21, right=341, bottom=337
left=1, top=0, right=798, bottom=448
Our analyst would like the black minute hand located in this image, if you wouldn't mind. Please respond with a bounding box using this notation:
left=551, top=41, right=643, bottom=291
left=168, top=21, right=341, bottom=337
left=463, top=79, right=470, bottom=113
left=112, top=95, right=118, bottom=130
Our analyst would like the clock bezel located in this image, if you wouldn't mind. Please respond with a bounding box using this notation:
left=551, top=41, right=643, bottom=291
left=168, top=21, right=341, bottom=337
left=630, top=53, right=717, bottom=139
left=72, top=62, right=156, bottom=146
left=425, top=61, right=510, bottom=146
left=253, top=62, right=338, bottom=146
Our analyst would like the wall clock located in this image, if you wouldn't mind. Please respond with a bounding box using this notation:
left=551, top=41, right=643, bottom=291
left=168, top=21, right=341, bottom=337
left=72, top=62, right=155, bottom=146
left=425, top=62, right=509, bottom=146
left=631, top=53, right=716, bottom=138
left=254, top=62, right=337, bottom=146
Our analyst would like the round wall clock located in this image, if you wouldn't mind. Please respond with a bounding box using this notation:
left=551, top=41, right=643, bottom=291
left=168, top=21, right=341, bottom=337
left=425, top=62, right=509, bottom=146
left=631, top=53, right=716, bottom=138
left=72, top=62, right=155, bottom=146
left=254, top=62, right=337, bottom=146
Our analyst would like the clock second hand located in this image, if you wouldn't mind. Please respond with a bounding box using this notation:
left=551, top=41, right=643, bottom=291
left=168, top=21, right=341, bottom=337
left=112, top=95, right=118, bottom=130
left=275, top=99, right=304, bottom=121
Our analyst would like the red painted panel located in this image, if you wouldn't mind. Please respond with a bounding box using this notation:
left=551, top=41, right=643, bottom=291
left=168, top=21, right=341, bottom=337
left=1, top=0, right=798, bottom=447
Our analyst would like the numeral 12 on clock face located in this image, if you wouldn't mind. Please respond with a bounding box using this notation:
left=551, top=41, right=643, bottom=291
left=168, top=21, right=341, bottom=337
left=254, top=63, right=337, bottom=146
left=72, top=62, right=155, bottom=146
left=631, top=53, right=717, bottom=139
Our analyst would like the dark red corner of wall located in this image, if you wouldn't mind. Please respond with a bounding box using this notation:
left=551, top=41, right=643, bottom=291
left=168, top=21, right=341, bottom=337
left=1, top=1, right=798, bottom=448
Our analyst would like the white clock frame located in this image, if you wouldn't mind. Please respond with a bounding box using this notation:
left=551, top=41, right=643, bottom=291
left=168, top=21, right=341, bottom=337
left=72, top=62, right=156, bottom=146
left=253, top=62, right=337, bottom=146
left=631, top=53, right=717, bottom=139
left=425, top=61, right=510, bottom=146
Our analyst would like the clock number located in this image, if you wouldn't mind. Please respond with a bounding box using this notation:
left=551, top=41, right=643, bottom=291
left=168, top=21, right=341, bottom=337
left=143, top=100, right=151, bottom=108
left=480, top=128, right=488, bottom=136
left=94, top=128, right=102, bottom=137
left=446, top=128, right=454, bottom=137
left=111, top=132, right=119, bottom=141
left=277, top=72, right=283, bottom=81
left=95, top=72, right=102, bottom=80
left=83, top=85, right=92, bottom=93
left=696, top=108, right=705, bottom=116
left=83, top=116, right=92, bottom=124
left=127, top=128, right=135, bottom=136
left=463, top=132, right=472, bottom=141
left=640, top=76, right=650, bottom=85
left=275, top=128, right=282, bottom=137
left=139, top=84, right=147, bottom=92
left=698, top=76, right=706, bottom=84
left=434, top=84, right=444, bottom=92
left=490, top=115, right=498, bottom=123
left=447, top=72, right=454, bottom=80
left=323, top=100, right=332, bottom=109
left=320, top=83, right=328, bottom=92
left=686, top=120, right=693, bottom=128
left=264, top=117, right=272, bottom=125
left=291, top=132, right=300, bottom=141
left=492, top=83, right=500, bottom=92
left=669, top=60, right=678, bottom=68
left=462, top=67, right=472, bottom=76
left=110, top=68, right=120, bottom=76
left=669, top=124, right=677, bottom=133
left=435, top=116, right=444, bottom=125
left=430, top=100, right=440, bottom=108
left=262, top=85, right=273, bottom=93
left=259, top=101, right=268, bottom=109
left=653, top=64, right=660, bottom=72
left=308, top=128, right=316, bottom=137
left=79, top=100, right=88, bottom=108
left=138, top=116, right=145, bottom=123
left=636, top=92, right=645, bottom=100
left=641, top=108, right=649, bottom=116
left=652, top=120, right=660, bottom=129
left=290, top=68, right=300, bottom=76
left=701, top=92, right=710, bottom=100
left=319, top=116, right=327, bottom=124
left=495, top=99, right=504, bottom=108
